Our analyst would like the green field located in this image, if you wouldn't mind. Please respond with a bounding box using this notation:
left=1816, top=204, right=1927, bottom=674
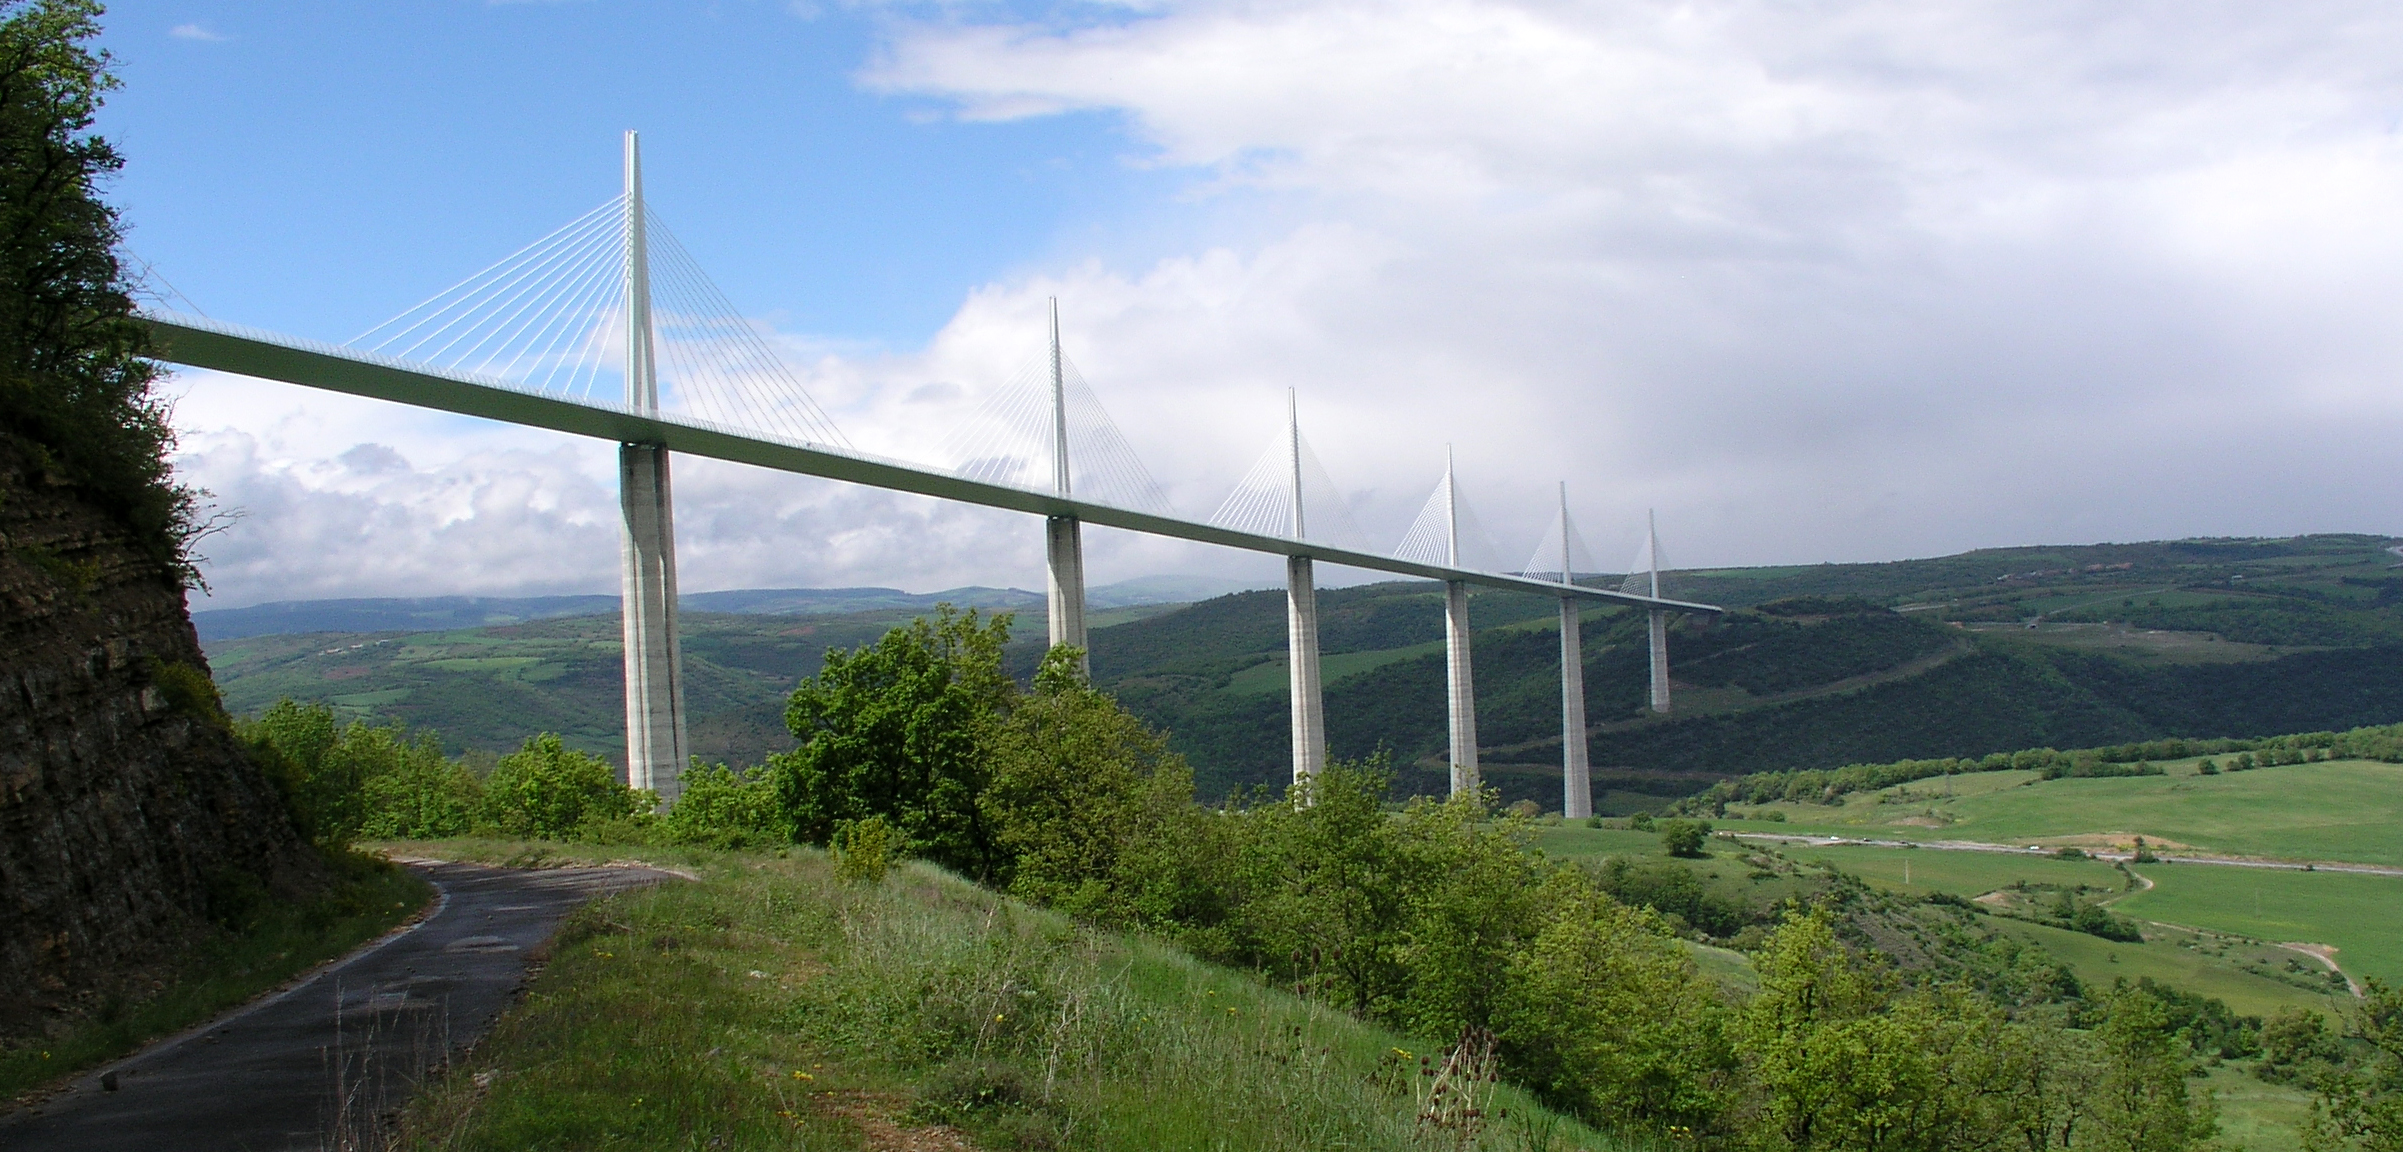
left=2119, top=862, right=2403, bottom=987
left=1724, top=760, right=2403, bottom=867
left=1992, top=918, right=2347, bottom=1021
left=1770, top=841, right=2128, bottom=896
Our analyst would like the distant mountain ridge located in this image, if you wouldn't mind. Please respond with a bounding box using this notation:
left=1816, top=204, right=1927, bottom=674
left=191, top=575, right=1265, bottom=641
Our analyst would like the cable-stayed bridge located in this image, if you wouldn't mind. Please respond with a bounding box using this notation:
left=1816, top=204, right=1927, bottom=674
left=141, top=134, right=1720, bottom=816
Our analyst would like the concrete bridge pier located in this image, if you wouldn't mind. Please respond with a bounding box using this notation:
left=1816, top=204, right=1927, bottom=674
left=1560, top=597, right=1591, bottom=818
left=1648, top=609, right=1671, bottom=714
left=1445, top=579, right=1479, bottom=798
left=1287, top=555, right=1326, bottom=788
left=618, top=131, right=689, bottom=801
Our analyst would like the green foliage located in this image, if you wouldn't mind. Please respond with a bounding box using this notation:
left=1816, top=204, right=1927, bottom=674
left=1492, top=881, right=1736, bottom=1132
left=2089, top=983, right=2221, bottom=1152
left=240, top=699, right=478, bottom=845
left=482, top=733, right=645, bottom=841
left=1660, top=817, right=1712, bottom=858
left=981, top=646, right=1203, bottom=921
left=830, top=814, right=894, bottom=884
left=145, top=656, right=228, bottom=727
left=2257, top=1007, right=2342, bottom=1084
left=654, top=762, right=781, bottom=848
left=2309, top=980, right=2403, bottom=1152
left=767, top=604, right=1014, bottom=880
left=0, top=0, right=197, bottom=570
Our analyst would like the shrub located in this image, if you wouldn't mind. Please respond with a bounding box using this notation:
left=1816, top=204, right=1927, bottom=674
left=831, top=815, right=895, bottom=884
left=656, top=763, right=782, bottom=848
left=482, top=733, right=645, bottom=840
left=768, top=605, right=1014, bottom=880
left=1659, top=819, right=1711, bottom=858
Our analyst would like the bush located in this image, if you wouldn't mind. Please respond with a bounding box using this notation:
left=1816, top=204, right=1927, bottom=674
left=768, top=605, right=1014, bottom=880
left=1659, top=819, right=1711, bottom=858
left=482, top=733, right=646, bottom=840
left=831, top=815, right=895, bottom=884
left=656, top=763, right=781, bottom=848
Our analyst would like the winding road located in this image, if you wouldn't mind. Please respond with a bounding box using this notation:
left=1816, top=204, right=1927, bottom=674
left=0, top=860, right=669, bottom=1152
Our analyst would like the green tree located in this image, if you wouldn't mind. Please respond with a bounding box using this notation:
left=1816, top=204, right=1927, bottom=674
left=482, top=733, right=643, bottom=840
left=2309, top=980, right=2403, bottom=1152
left=0, top=0, right=196, bottom=567
left=1492, top=876, right=1736, bottom=1133
left=2087, top=984, right=2218, bottom=1152
left=656, top=762, right=782, bottom=849
left=1660, top=818, right=1712, bottom=858
left=981, top=646, right=1204, bottom=921
left=767, top=605, right=1015, bottom=880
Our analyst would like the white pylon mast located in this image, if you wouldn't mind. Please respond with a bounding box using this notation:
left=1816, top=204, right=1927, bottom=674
left=617, top=130, right=689, bottom=801
left=1444, top=446, right=1459, bottom=566
left=1043, top=298, right=1088, bottom=671
left=1284, top=389, right=1325, bottom=789
left=1558, top=479, right=1591, bottom=818
left=624, top=136, right=655, bottom=412
left=1288, top=389, right=1305, bottom=540
left=1646, top=507, right=1671, bottom=714
left=1442, top=444, right=1477, bottom=797
left=1049, top=299, right=1069, bottom=497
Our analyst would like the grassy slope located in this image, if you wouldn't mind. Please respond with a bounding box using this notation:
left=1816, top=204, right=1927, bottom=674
left=0, top=853, right=430, bottom=1107
left=2118, top=864, right=2403, bottom=987
left=386, top=841, right=1630, bottom=1152
left=1726, top=760, right=2403, bottom=867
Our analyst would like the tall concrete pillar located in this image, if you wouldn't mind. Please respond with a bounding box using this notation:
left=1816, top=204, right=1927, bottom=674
left=1560, top=597, right=1591, bottom=818
left=620, top=443, right=688, bottom=800
left=1440, top=446, right=1478, bottom=797
left=1648, top=608, right=1672, bottom=714
left=1043, top=298, right=1088, bottom=672
left=1045, top=515, right=1087, bottom=659
left=1445, top=580, right=1479, bottom=797
left=617, top=130, right=688, bottom=801
left=1287, top=555, right=1326, bottom=787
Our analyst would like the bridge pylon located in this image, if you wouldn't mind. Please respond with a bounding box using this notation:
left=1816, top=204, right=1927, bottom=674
left=617, top=130, right=690, bottom=802
left=1042, top=299, right=1089, bottom=673
left=1283, top=390, right=1327, bottom=791
left=1642, top=509, right=1670, bottom=714
left=1554, top=482, right=1592, bottom=819
left=1440, top=447, right=1479, bottom=799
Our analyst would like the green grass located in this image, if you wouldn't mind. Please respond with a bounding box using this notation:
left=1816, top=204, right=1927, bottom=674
left=0, top=851, right=431, bottom=1106
left=390, top=840, right=1639, bottom=1152
left=1725, top=761, right=2403, bottom=867
left=2119, top=862, right=2403, bottom=987
left=2201, top=1061, right=2312, bottom=1152
left=1990, top=919, right=2346, bottom=1021
left=1769, top=842, right=2128, bottom=896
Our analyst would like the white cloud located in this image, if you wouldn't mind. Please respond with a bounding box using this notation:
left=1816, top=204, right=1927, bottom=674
left=168, top=22, right=228, bottom=41
left=177, top=0, right=2403, bottom=606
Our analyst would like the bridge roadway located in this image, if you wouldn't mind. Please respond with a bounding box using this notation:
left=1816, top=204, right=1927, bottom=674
left=138, top=313, right=1722, bottom=617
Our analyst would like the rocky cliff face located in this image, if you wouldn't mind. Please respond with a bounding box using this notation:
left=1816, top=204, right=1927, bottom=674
left=0, top=442, right=320, bottom=1039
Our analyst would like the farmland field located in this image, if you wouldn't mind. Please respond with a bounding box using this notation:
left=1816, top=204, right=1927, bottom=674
left=2118, top=862, right=2403, bottom=986
left=1721, top=760, right=2403, bottom=867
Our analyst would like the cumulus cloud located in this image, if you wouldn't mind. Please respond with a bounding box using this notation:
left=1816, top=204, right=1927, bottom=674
left=175, top=0, right=2403, bottom=605
left=859, top=0, right=2403, bottom=566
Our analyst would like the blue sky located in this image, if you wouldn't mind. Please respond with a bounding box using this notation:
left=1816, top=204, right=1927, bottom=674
left=101, top=1, right=2403, bottom=607
left=100, top=2, right=1166, bottom=349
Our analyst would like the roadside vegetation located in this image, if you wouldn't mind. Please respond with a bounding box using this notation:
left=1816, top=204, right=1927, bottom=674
left=242, top=606, right=2403, bottom=1149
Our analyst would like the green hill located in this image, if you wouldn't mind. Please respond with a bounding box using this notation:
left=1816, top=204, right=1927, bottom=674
left=201, top=533, right=2403, bottom=806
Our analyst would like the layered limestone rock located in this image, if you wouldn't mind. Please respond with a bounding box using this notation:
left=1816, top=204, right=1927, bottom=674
left=0, top=443, right=319, bottom=1039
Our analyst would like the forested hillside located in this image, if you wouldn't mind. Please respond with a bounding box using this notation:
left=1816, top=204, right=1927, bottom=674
left=201, top=533, right=2403, bottom=808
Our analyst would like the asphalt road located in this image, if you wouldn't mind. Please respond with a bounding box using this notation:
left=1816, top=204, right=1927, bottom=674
left=0, top=860, right=669, bottom=1152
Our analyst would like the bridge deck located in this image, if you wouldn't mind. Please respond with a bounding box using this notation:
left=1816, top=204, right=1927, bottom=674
left=141, top=313, right=1720, bottom=614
